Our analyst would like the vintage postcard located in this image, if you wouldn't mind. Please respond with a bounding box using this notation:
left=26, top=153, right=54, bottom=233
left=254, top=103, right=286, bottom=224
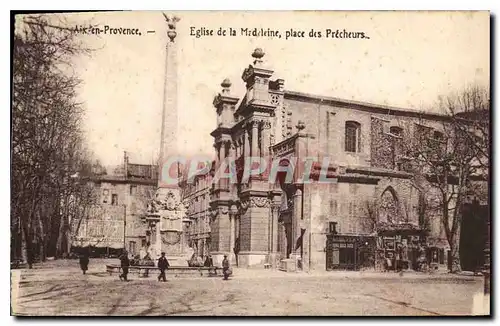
left=11, top=10, right=490, bottom=316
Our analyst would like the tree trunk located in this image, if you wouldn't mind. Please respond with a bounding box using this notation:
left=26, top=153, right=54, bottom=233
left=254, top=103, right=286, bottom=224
left=56, top=212, right=68, bottom=258
left=38, top=213, right=47, bottom=262
left=449, top=227, right=462, bottom=273
left=22, top=222, right=33, bottom=269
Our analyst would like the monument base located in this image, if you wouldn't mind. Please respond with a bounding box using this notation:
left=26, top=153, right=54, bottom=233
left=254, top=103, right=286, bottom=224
left=160, top=255, right=189, bottom=267
left=210, top=252, right=227, bottom=267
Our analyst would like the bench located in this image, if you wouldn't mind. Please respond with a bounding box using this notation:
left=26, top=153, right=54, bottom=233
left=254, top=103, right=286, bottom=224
left=105, top=265, right=221, bottom=278
left=264, top=263, right=272, bottom=269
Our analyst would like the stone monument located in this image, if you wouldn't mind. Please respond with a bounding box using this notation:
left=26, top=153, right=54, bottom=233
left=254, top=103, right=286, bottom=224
left=143, top=13, right=192, bottom=266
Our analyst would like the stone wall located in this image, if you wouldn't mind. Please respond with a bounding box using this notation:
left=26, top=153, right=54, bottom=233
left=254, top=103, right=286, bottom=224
left=370, top=117, right=394, bottom=170
left=305, top=181, right=379, bottom=271
left=282, top=98, right=372, bottom=166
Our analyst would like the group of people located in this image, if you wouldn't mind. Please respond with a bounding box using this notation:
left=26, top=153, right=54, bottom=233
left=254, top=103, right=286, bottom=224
left=384, top=242, right=429, bottom=272
left=188, top=253, right=215, bottom=268
left=117, top=250, right=170, bottom=282
left=79, top=250, right=232, bottom=281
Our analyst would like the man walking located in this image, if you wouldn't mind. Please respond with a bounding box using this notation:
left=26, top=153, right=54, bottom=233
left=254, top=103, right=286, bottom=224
left=119, top=250, right=130, bottom=281
left=79, top=251, right=89, bottom=275
left=157, top=252, right=170, bottom=282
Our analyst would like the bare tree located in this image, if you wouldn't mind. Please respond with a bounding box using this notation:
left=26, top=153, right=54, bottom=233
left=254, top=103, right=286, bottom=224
left=360, top=199, right=378, bottom=235
left=400, top=84, right=489, bottom=273
left=12, top=14, right=95, bottom=265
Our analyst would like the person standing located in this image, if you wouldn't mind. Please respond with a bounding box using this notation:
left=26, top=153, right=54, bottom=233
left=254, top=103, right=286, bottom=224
left=204, top=254, right=213, bottom=267
left=119, top=250, right=130, bottom=281
left=204, top=254, right=214, bottom=275
left=233, top=237, right=240, bottom=267
left=79, top=252, right=89, bottom=275
left=222, top=254, right=231, bottom=281
left=157, top=252, right=170, bottom=282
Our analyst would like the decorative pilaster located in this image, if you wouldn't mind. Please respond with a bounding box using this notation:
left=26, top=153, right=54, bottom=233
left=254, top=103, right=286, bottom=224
left=262, top=120, right=272, bottom=158
left=229, top=204, right=238, bottom=264
left=269, top=195, right=281, bottom=268
left=214, top=142, right=222, bottom=190
left=271, top=203, right=280, bottom=253
left=291, top=188, right=303, bottom=257
left=251, top=120, right=259, bottom=158
left=244, top=126, right=251, bottom=157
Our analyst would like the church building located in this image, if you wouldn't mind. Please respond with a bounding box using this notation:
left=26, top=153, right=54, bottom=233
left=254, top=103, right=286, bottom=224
left=205, top=47, right=464, bottom=272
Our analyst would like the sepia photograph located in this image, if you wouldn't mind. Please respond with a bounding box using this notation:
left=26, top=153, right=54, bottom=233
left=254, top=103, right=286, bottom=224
left=10, top=10, right=490, bottom=316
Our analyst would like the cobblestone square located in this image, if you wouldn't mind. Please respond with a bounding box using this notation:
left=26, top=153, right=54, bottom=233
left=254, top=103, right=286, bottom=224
left=11, top=259, right=487, bottom=316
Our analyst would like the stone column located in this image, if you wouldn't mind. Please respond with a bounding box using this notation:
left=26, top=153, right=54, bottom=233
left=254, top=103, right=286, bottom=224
left=290, top=188, right=302, bottom=269
left=229, top=215, right=235, bottom=263
left=262, top=121, right=271, bottom=158
left=216, top=142, right=223, bottom=190
left=235, top=214, right=240, bottom=241
left=229, top=204, right=238, bottom=264
left=271, top=204, right=279, bottom=266
left=232, top=142, right=239, bottom=194
left=251, top=120, right=259, bottom=158
left=244, top=128, right=251, bottom=158
left=227, top=141, right=236, bottom=190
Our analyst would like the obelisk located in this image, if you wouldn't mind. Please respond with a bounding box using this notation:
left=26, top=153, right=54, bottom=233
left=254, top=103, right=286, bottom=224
left=159, top=13, right=179, bottom=175
left=154, top=13, right=186, bottom=262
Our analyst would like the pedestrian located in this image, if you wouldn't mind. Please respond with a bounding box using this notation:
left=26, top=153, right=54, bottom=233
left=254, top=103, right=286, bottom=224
left=233, top=237, right=240, bottom=267
left=204, top=254, right=213, bottom=268
left=79, top=251, right=89, bottom=275
left=119, top=250, right=130, bottom=281
left=222, top=254, right=231, bottom=280
left=157, top=252, right=170, bottom=282
left=204, top=254, right=214, bottom=275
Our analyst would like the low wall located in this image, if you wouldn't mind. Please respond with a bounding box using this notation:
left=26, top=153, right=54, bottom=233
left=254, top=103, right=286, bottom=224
left=106, top=264, right=221, bottom=278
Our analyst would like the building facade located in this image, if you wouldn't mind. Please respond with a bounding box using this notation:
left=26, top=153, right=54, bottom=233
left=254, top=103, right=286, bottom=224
left=204, top=48, right=474, bottom=271
left=181, top=171, right=213, bottom=258
left=71, top=152, right=158, bottom=257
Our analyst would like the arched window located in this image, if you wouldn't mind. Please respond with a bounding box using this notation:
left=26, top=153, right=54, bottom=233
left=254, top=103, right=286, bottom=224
left=379, top=186, right=403, bottom=224
left=389, top=126, right=403, bottom=137
left=345, top=121, right=361, bottom=153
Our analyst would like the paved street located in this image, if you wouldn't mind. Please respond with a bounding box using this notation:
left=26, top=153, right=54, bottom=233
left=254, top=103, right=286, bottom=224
left=11, top=259, right=486, bottom=316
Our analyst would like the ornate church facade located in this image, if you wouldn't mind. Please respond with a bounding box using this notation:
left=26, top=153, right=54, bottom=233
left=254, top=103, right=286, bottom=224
left=203, top=48, right=462, bottom=271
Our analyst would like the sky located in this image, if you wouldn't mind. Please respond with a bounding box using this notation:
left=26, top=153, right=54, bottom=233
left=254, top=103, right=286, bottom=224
left=62, top=11, right=489, bottom=166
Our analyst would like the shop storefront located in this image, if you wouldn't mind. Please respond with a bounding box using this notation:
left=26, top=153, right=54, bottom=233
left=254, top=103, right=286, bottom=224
left=326, top=234, right=376, bottom=271
left=375, top=223, right=427, bottom=271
